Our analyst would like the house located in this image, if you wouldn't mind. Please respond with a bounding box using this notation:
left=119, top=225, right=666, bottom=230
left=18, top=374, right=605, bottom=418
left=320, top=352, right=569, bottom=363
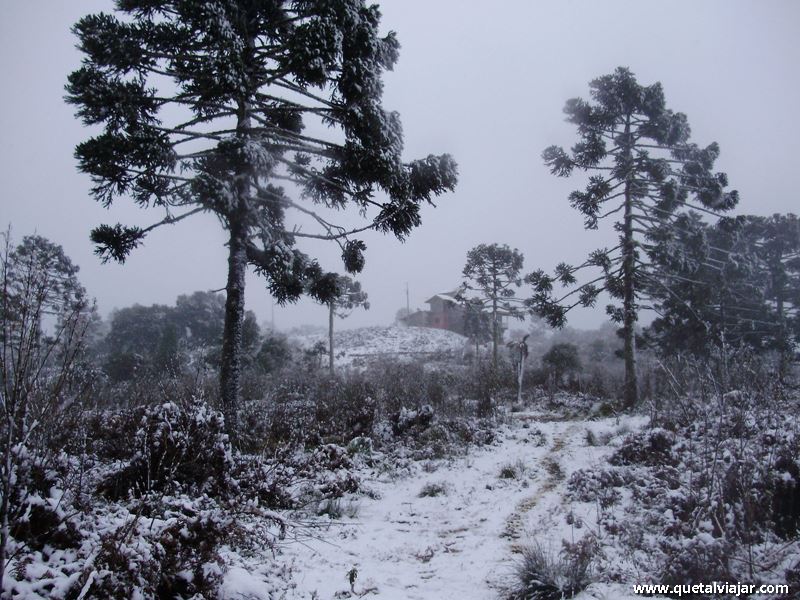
left=401, top=288, right=517, bottom=338
left=401, top=289, right=466, bottom=335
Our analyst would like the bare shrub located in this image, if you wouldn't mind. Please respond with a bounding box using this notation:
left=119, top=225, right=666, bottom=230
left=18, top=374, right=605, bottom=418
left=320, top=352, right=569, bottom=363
left=584, top=428, right=597, bottom=446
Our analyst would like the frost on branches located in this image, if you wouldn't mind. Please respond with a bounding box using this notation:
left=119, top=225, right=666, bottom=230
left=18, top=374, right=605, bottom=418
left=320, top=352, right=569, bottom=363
left=66, top=0, right=458, bottom=440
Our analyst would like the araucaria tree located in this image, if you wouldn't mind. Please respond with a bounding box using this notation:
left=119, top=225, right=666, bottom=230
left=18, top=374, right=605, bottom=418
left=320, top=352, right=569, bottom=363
left=325, top=275, right=368, bottom=374
left=67, top=1, right=458, bottom=441
left=645, top=213, right=767, bottom=359
left=529, top=67, right=738, bottom=409
left=461, top=243, right=524, bottom=369
left=647, top=213, right=800, bottom=370
left=750, top=213, right=800, bottom=363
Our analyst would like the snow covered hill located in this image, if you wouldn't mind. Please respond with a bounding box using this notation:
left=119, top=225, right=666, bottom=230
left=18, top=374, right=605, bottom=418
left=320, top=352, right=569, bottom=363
left=292, top=325, right=469, bottom=367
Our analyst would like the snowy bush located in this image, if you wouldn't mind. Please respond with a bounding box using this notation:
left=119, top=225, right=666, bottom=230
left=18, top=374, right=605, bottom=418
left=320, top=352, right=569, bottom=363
left=97, top=397, right=232, bottom=501
left=296, top=444, right=361, bottom=500
left=89, top=495, right=231, bottom=599
left=499, top=459, right=528, bottom=480
left=249, top=359, right=503, bottom=463
left=1, top=390, right=300, bottom=600
left=258, top=367, right=377, bottom=449
left=658, top=534, right=734, bottom=590
left=391, top=404, right=434, bottom=436
left=418, top=482, right=448, bottom=498
left=566, top=467, right=627, bottom=503
left=4, top=446, right=81, bottom=554
left=579, top=378, right=800, bottom=589
left=608, top=428, right=676, bottom=467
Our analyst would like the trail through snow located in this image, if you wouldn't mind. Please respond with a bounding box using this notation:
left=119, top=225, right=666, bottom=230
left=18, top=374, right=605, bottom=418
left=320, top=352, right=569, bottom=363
left=224, top=414, right=649, bottom=600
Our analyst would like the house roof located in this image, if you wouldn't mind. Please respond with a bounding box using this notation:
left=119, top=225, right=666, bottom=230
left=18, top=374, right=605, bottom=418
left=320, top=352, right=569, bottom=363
left=425, top=289, right=462, bottom=305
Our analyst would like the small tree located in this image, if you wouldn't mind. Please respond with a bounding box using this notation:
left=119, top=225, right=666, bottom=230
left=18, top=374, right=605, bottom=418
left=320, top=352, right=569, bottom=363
left=461, top=243, right=525, bottom=369
left=462, top=297, right=492, bottom=362
left=0, top=232, right=94, bottom=590
left=67, top=0, right=458, bottom=442
left=506, top=334, right=529, bottom=404
left=542, top=343, right=581, bottom=387
left=325, top=275, right=368, bottom=374
left=255, top=329, right=292, bottom=374
left=530, top=67, right=738, bottom=409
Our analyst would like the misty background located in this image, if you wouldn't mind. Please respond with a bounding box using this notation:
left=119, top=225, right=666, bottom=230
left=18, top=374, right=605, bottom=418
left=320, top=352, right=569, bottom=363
left=2, top=0, right=798, bottom=331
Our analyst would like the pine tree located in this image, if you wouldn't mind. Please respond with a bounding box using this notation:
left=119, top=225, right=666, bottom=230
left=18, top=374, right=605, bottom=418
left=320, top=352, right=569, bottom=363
left=460, top=243, right=524, bottom=369
left=749, top=213, right=800, bottom=365
left=647, top=213, right=800, bottom=369
left=324, top=275, right=368, bottom=374
left=66, top=1, right=457, bottom=442
left=528, top=67, right=738, bottom=409
left=645, top=213, right=769, bottom=359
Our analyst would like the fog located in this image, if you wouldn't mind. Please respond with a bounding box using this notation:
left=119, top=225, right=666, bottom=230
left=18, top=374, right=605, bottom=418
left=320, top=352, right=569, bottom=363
left=2, top=0, right=798, bottom=331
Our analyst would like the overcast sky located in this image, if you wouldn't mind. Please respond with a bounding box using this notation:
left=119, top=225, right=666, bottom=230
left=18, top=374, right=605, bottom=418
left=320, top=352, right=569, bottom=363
left=2, top=1, right=799, bottom=332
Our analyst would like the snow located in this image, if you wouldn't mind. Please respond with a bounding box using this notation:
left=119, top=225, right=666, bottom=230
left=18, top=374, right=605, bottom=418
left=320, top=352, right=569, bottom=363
left=220, top=566, right=276, bottom=599
left=292, top=325, right=469, bottom=367
left=223, top=412, right=657, bottom=599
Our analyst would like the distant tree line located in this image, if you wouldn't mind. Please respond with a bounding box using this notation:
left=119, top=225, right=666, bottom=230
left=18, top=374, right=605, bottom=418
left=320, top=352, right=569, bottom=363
left=101, top=290, right=300, bottom=383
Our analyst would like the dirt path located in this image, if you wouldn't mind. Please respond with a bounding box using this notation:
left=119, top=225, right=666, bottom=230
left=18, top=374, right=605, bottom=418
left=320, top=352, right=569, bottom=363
left=501, top=423, right=580, bottom=553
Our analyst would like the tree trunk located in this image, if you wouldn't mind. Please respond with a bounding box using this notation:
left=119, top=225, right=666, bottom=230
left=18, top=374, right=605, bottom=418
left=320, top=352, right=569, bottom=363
left=220, top=223, right=246, bottom=445
left=328, top=302, right=335, bottom=375
left=492, top=298, right=498, bottom=370
left=775, top=253, right=788, bottom=378
left=778, top=294, right=787, bottom=378
left=623, top=204, right=639, bottom=408
left=220, top=83, right=254, bottom=445
left=621, top=144, right=638, bottom=410
left=0, top=420, right=13, bottom=594
left=517, top=350, right=525, bottom=405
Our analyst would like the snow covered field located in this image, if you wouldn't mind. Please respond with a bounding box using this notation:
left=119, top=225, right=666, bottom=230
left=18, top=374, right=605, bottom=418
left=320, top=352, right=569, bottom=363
left=292, top=326, right=469, bottom=367
left=223, top=413, right=653, bottom=599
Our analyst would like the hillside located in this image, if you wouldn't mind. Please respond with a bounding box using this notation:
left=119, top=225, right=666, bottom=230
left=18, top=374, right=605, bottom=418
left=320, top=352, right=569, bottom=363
left=291, top=325, right=469, bottom=367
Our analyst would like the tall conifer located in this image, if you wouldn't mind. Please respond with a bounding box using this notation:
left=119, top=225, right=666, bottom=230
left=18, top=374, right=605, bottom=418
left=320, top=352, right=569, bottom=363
left=67, top=1, right=457, bottom=440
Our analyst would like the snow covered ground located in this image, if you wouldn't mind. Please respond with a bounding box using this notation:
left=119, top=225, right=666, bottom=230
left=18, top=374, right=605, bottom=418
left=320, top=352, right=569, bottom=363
left=222, top=412, right=654, bottom=599
left=292, top=325, right=469, bottom=367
